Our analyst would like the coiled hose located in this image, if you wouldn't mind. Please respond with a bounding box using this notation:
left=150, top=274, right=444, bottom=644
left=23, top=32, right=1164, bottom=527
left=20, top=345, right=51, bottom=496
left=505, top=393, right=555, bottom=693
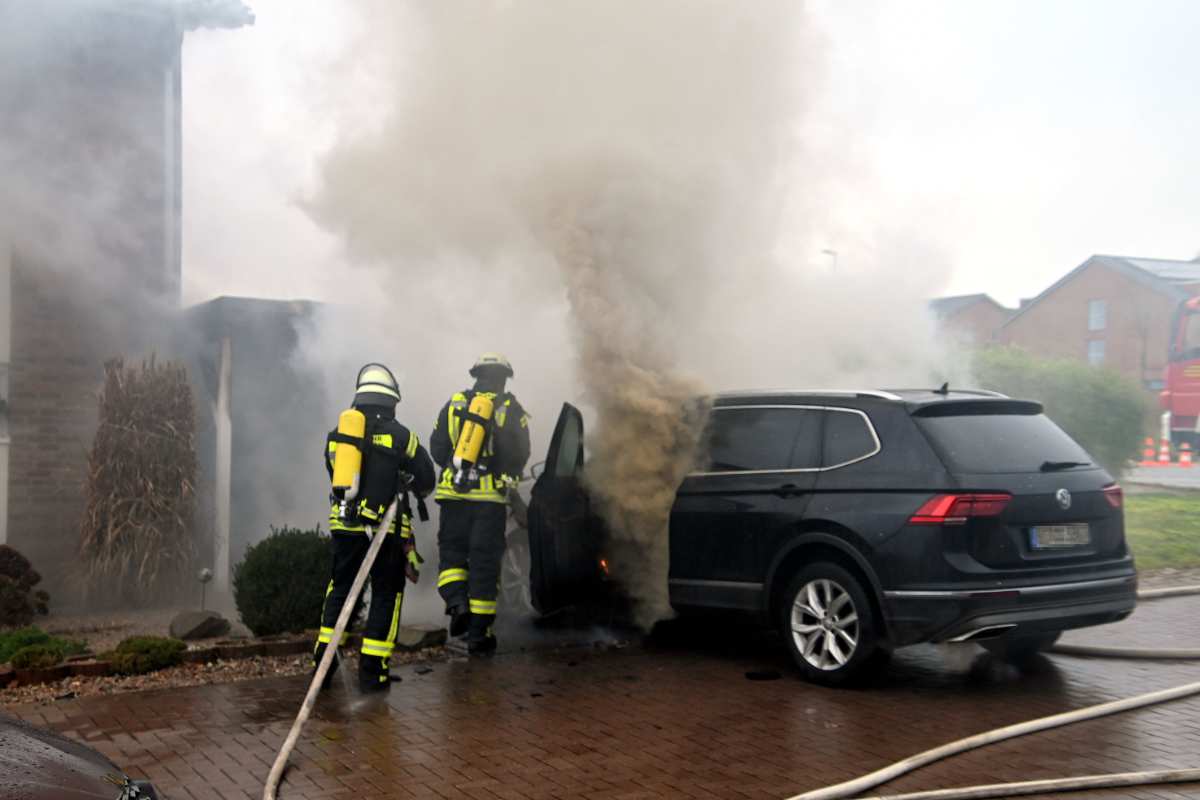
left=263, top=501, right=398, bottom=800
left=786, top=583, right=1200, bottom=800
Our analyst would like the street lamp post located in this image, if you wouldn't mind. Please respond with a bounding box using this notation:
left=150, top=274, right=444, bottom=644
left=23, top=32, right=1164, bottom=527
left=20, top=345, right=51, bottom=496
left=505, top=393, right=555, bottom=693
left=821, top=248, right=838, bottom=270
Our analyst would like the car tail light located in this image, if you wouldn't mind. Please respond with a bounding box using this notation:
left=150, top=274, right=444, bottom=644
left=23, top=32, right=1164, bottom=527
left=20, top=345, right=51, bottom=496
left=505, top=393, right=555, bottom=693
left=1103, top=484, right=1123, bottom=509
left=909, top=493, right=1012, bottom=525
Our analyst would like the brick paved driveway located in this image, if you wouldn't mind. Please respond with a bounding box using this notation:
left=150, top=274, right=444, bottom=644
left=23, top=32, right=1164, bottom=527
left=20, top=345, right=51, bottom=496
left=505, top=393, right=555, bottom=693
left=5, top=596, right=1198, bottom=800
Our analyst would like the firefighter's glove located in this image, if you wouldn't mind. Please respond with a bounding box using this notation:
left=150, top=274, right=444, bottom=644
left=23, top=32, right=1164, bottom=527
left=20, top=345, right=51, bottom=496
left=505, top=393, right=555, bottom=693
left=401, top=533, right=424, bottom=584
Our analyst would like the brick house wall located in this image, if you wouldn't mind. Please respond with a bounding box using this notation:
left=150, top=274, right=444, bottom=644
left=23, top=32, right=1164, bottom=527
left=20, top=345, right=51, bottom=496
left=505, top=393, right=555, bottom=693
left=941, top=300, right=1010, bottom=345
left=6, top=261, right=114, bottom=593
left=997, top=261, right=1189, bottom=388
left=0, top=6, right=184, bottom=604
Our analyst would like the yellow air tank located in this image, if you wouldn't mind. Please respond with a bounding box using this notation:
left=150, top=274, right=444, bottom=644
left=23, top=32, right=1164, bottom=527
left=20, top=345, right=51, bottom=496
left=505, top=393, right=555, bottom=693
left=452, top=394, right=494, bottom=489
left=331, top=408, right=366, bottom=504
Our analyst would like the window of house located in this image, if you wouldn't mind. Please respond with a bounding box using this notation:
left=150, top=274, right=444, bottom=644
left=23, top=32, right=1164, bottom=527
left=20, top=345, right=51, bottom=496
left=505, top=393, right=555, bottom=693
left=1087, top=339, right=1106, bottom=366
left=1088, top=299, right=1107, bottom=332
left=0, top=362, right=7, bottom=440
left=702, top=407, right=822, bottom=472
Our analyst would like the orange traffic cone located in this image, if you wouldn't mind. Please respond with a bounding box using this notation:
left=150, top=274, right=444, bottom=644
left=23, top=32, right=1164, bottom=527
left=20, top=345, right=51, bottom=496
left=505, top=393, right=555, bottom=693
left=1158, top=438, right=1173, bottom=465
left=1141, top=437, right=1158, bottom=466
left=1180, top=443, right=1194, bottom=469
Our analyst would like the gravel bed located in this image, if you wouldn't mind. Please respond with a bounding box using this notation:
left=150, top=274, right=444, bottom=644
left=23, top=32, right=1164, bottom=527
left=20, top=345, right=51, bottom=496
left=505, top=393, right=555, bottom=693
left=37, top=607, right=253, bottom=654
left=0, top=647, right=447, bottom=707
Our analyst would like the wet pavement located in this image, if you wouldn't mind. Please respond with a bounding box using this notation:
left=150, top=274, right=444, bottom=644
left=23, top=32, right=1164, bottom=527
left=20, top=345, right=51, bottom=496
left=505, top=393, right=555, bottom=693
left=4, top=596, right=1199, bottom=800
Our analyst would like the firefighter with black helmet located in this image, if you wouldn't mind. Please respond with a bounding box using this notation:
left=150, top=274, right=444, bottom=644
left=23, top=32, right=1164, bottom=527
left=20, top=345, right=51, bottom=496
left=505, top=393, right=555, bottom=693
left=315, top=363, right=435, bottom=692
left=430, top=353, right=531, bottom=654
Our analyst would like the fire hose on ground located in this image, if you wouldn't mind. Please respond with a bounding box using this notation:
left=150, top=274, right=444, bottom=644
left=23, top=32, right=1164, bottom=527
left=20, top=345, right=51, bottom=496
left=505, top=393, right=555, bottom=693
left=262, top=500, right=398, bottom=800
left=787, top=583, right=1200, bottom=800
left=1044, top=584, right=1200, bottom=660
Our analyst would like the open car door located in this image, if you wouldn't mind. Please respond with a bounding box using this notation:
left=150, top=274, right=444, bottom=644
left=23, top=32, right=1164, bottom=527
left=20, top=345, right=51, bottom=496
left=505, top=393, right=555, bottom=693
left=528, top=402, right=603, bottom=615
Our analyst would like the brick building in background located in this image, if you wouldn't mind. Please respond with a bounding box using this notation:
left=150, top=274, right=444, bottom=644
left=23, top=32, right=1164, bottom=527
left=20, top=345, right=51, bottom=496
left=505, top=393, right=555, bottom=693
left=998, top=255, right=1200, bottom=391
left=928, top=293, right=1012, bottom=345
left=0, top=2, right=251, bottom=602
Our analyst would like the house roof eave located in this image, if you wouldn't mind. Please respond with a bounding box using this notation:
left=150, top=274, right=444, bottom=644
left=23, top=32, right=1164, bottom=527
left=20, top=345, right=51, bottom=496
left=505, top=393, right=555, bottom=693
left=1000, top=255, right=1189, bottom=330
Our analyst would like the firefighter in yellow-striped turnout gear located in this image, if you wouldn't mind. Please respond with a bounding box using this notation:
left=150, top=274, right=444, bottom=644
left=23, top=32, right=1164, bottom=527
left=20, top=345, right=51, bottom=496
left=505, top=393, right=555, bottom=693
left=315, top=364, right=435, bottom=693
left=429, top=353, right=530, bottom=654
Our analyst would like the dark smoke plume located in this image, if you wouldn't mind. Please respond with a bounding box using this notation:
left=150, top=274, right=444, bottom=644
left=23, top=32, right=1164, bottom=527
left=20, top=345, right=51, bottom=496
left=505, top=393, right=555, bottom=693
left=302, top=1, right=948, bottom=626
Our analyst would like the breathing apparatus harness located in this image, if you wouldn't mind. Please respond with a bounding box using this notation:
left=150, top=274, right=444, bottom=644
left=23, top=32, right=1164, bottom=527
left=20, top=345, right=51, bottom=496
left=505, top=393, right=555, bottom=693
left=329, top=408, right=428, bottom=586
left=330, top=409, right=428, bottom=526
left=329, top=409, right=366, bottom=524
left=451, top=390, right=500, bottom=492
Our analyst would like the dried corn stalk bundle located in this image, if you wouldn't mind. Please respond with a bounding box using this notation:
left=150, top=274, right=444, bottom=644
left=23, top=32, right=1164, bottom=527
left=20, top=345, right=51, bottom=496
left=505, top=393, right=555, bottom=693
left=80, top=356, right=197, bottom=600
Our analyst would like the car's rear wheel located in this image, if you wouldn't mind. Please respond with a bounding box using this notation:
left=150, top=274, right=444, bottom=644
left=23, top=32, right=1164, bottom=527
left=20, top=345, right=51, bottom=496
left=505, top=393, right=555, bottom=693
left=781, top=563, right=881, bottom=686
left=981, top=631, right=1061, bottom=664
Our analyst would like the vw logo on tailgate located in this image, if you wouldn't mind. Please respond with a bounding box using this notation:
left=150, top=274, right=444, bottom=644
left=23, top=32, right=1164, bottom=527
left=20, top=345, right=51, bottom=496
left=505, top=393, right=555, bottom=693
left=1055, top=488, right=1072, bottom=510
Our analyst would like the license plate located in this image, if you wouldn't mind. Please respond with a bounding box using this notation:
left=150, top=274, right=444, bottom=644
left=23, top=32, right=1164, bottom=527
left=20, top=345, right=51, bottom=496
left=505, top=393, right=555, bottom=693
left=1030, top=524, right=1090, bottom=549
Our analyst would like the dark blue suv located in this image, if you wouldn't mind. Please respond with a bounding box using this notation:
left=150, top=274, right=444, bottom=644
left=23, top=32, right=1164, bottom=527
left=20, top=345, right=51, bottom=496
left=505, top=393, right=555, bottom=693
left=528, top=389, right=1137, bottom=685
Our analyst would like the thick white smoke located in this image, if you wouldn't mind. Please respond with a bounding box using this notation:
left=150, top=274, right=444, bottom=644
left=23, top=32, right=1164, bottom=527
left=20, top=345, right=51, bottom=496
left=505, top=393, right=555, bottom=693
left=0, top=3, right=182, bottom=339
left=295, top=1, right=956, bottom=627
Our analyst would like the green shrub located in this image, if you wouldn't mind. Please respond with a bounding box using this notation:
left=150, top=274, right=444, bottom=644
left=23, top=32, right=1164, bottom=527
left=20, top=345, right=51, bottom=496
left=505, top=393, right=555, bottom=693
left=0, top=545, right=50, bottom=627
left=11, top=644, right=64, bottom=670
left=3, top=632, right=85, bottom=668
left=103, top=636, right=186, bottom=675
left=972, top=346, right=1151, bottom=476
left=0, top=627, right=49, bottom=664
left=234, top=526, right=329, bottom=637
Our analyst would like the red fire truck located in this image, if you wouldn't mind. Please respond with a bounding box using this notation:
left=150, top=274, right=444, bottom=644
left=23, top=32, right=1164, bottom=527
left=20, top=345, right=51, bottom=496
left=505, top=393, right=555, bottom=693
left=1161, top=296, right=1200, bottom=448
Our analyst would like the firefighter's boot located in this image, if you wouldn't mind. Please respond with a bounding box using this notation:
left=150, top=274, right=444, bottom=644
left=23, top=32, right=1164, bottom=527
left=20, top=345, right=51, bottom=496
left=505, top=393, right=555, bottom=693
left=312, top=642, right=339, bottom=690
left=467, top=614, right=497, bottom=656
left=358, top=654, right=391, bottom=693
left=447, top=603, right=470, bottom=638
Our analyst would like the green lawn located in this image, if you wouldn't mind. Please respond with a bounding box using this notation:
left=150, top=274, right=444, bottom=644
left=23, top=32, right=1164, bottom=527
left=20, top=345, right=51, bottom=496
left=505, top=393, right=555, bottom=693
left=1124, top=493, right=1200, bottom=570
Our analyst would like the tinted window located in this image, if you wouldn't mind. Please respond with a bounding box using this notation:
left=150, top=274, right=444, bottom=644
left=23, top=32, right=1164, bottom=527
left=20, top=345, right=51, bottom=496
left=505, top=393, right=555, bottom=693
left=553, top=412, right=582, bottom=478
left=1181, top=312, right=1200, bottom=359
left=703, top=407, right=821, bottom=472
left=917, top=412, right=1091, bottom=474
left=823, top=409, right=878, bottom=467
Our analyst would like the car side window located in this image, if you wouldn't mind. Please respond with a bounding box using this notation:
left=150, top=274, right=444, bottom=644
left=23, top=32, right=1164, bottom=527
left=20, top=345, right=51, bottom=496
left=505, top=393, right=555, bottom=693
left=703, top=407, right=821, bottom=472
left=553, top=415, right=583, bottom=478
left=823, top=409, right=878, bottom=468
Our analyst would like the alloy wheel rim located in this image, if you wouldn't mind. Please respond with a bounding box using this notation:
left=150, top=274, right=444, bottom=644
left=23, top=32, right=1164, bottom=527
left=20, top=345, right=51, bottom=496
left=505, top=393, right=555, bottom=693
left=791, top=578, right=859, bottom=671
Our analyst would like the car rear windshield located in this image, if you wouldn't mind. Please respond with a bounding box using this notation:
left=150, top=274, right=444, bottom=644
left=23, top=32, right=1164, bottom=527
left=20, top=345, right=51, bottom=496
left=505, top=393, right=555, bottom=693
left=916, top=411, right=1092, bottom=474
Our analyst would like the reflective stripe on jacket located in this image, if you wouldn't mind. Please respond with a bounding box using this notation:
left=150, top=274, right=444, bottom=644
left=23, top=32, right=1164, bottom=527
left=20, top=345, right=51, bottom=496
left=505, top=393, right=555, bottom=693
left=328, top=503, right=414, bottom=536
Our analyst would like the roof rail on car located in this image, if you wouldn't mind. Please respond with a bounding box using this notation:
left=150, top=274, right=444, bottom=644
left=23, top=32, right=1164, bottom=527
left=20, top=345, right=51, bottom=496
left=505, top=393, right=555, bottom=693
left=886, top=388, right=1011, bottom=400
left=949, top=389, right=1009, bottom=398
left=711, top=389, right=903, bottom=401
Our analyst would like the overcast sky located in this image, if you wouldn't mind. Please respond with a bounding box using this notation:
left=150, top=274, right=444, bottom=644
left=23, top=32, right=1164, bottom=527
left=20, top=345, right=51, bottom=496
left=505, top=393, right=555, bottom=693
left=181, top=0, right=1200, bottom=309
